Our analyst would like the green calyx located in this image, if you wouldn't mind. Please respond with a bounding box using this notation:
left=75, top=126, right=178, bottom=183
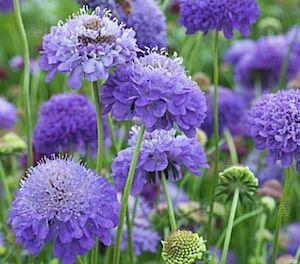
left=161, top=230, right=206, bottom=264
left=218, top=166, right=258, bottom=202
left=0, top=133, right=26, bottom=156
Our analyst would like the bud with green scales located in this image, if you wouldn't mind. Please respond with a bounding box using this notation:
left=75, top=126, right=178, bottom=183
left=161, top=230, right=206, bottom=264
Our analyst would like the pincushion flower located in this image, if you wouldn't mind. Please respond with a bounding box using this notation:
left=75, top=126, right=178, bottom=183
left=8, top=157, right=120, bottom=264
left=78, top=0, right=167, bottom=49
left=178, top=0, right=260, bottom=39
left=202, top=87, right=247, bottom=137
left=247, top=89, right=300, bottom=171
left=115, top=196, right=161, bottom=256
left=112, top=126, right=208, bottom=195
left=40, top=7, right=138, bottom=89
left=0, top=97, right=18, bottom=130
left=102, top=51, right=207, bottom=137
left=225, top=40, right=255, bottom=66
left=33, top=93, right=108, bottom=156
left=235, top=35, right=300, bottom=92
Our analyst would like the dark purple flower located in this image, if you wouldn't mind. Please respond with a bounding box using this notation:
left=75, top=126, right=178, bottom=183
left=0, top=0, right=14, bottom=12
left=201, top=87, right=247, bottom=137
left=112, top=126, right=208, bottom=195
left=33, top=93, right=108, bottom=156
left=102, top=51, right=207, bottom=137
left=119, top=0, right=167, bottom=49
left=114, top=195, right=161, bottom=256
left=0, top=97, right=18, bottom=130
left=178, top=0, right=260, bottom=39
left=8, top=157, right=120, bottom=264
left=247, top=89, right=300, bottom=171
left=225, top=39, right=255, bottom=66
left=235, top=35, right=300, bottom=92
left=282, top=223, right=300, bottom=256
left=40, top=7, right=138, bottom=89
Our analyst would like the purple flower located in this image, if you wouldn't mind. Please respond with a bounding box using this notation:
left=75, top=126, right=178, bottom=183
left=9, top=55, right=39, bottom=75
left=235, top=35, right=300, bottom=92
left=0, top=97, right=18, bottom=130
left=178, top=0, right=260, bottom=39
left=287, top=26, right=300, bottom=56
left=8, top=157, right=120, bottom=264
left=114, top=195, right=161, bottom=256
left=258, top=165, right=283, bottom=185
left=102, top=51, right=207, bottom=137
left=247, top=89, right=300, bottom=171
left=119, top=0, right=167, bottom=49
left=0, top=0, right=16, bottom=13
left=225, top=39, right=255, bottom=66
left=210, top=247, right=237, bottom=264
left=40, top=7, right=138, bottom=89
left=112, top=126, right=208, bottom=195
left=78, top=0, right=167, bottom=49
left=201, top=87, right=247, bottom=137
left=282, top=223, right=300, bottom=256
left=33, top=93, right=108, bottom=156
left=77, top=0, right=116, bottom=10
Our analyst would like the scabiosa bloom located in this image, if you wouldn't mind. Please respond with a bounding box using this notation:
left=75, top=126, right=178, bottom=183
left=225, top=39, right=255, bottom=66
left=282, top=223, right=300, bottom=256
left=77, top=0, right=116, bottom=10
left=40, top=7, right=138, bottom=89
left=115, top=195, right=161, bottom=256
left=202, top=87, right=247, bottom=137
left=248, top=89, right=300, bottom=171
left=178, top=0, right=260, bottom=39
left=102, top=51, right=207, bottom=137
left=235, top=35, right=300, bottom=92
left=112, top=126, right=208, bottom=195
left=0, top=0, right=16, bottom=12
left=0, top=97, right=18, bottom=130
left=119, top=0, right=167, bottom=49
left=8, top=157, right=120, bottom=264
left=33, top=93, right=108, bottom=155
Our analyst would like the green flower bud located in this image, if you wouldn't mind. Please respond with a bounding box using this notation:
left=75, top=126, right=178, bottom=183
left=0, top=133, right=26, bottom=156
left=258, top=17, right=283, bottom=34
left=195, top=129, right=207, bottom=146
left=261, top=196, right=276, bottom=212
left=0, top=246, right=6, bottom=255
left=218, top=166, right=258, bottom=202
left=162, top=230, right=206, bottom=264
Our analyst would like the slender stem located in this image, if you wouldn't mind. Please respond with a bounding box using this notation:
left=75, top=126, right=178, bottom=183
left=104, top=247, right=113, bottom=264
left=91, top=242, right=99, bottom=264
left=92, top=80, right=105, bottom=174
left=207, top=30, right=220, bottom=243
left=255, top=213, right=267, bottom=261
left=0, top=161, right=12, bottom=207
left=220, top=188, right=240, bottom=264
left=275, top=27, right=299, bottom=91
left=224, top=128, right=238, bottom=165
left=215, top=208, right=263, bottom=248
left=271, top=166, right=294, bottom=264
left=161, top=173, right=177, bottom=231
left=126, top=208, right=135, bottom=264
left=107, top=114, right=119, bottom=154
left=112, top=125, right=145, bottom=264
left=13, top=0, right=33, bottom=167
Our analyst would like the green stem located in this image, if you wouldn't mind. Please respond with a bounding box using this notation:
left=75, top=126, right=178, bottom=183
left=224, top=128, right=238, bottom=165
left=271, top=166, right=294, bottom=264
left=91, top=241, right=99, bottom=264
left=220, top=188, right=240, bottom=264
left=0, top=161, right=12, bottom=207
left=254, top=213, right=267, bottom=261
left=126, top=208, right=135, bottom=264
left=104, top=247, right=113, bottom=264
left=13, top=0, right=33, bottom=167
left=207, top=30, right=220, bottom=243
left=275, top=27, right=299, bottom=91
left=112, top=125, right=145, bottom=264
left=161, top=173, right=177, bottom=231
left=107, top=114, right=119, bottom=154
left=92, top=80, right=105, bottom=174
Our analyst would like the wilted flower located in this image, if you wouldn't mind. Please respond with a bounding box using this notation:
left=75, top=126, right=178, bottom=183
left=161, top=230, right=206, bottom=264
left=8, top=157, right=120, bottom=264
left=178, top=0, right=260, bottom=39
left=33, top=93, right=108, bottom=156
left=0, top=97, right=18, bottom=130
left=235, top=36, right=300, bottom=92
left=247, top=89, right=300, bottom=171
left=102, top=51, right=207, bottom=137
left=115, top=195, right=161, bottom=256
left=202, top=87, right=247, bottom=137
left=40, top=7, right=138, bottom=89
left=112, top=126, right=208, bottom=195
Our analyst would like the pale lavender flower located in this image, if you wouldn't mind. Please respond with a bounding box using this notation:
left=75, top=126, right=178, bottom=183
left=0, top=97, right=18, bottom=130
